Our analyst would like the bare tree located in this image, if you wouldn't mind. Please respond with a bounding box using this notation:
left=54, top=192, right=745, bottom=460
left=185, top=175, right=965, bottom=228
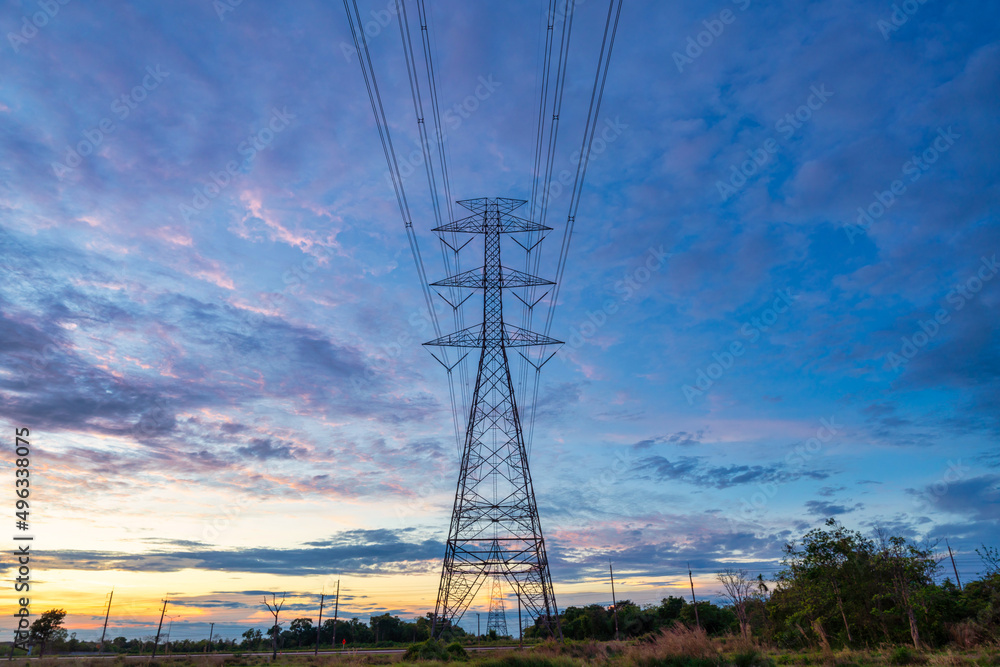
left=977, top=544, right=1000, bottom=576
left=263, top=593, right=286, bottom=660
left=717, top=568, right=756, bottom=638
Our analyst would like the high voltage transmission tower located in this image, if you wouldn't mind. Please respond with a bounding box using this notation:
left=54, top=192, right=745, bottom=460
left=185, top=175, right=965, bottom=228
left=426, top=198, right=561, bottom=638
left=486, top=575, right=509, bottom=637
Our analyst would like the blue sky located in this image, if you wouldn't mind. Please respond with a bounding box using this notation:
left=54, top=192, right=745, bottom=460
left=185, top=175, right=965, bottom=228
left=1, top=0, right=998, bottom=641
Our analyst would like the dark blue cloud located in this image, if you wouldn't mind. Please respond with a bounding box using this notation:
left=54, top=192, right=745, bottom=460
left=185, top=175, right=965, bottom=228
left=805, top=500, right=863, bottom=517
left=919, top=474, right=1000, bottom=522
left=42, top=529, right=441, bottom=575
left=633, top=455, right=832, bottom=489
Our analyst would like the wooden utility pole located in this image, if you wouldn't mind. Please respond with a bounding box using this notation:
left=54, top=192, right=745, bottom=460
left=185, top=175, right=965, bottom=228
left=314, top=592, right=324, bottom=655
left=331, top=581, right=340, bottom=648
left=610, top=562, right=621, bottom=641
left=151, top=598, right=168, bottom=659
left=98, top=589, right=114, bottom=653
left=947, top=539, right=963, bottom=590
left=688, top=562, right=701, bottom=630
left=207, top=622, right=215, bottom=652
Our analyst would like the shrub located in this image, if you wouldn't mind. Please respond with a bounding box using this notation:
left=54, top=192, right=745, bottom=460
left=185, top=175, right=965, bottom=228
left=890, top=647, right=916, bottom=665
left=446, top=641, right=468, bottom=660
left=402, top=638, right=450, bottom=661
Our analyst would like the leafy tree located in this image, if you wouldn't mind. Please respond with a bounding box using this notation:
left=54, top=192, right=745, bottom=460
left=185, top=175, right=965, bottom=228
left=560, top=604, right=614, bottom=640
left=412, top=615, right=432, bottom=642
left=769, top=521, right=973, bottom=649
left=370, top=613, right=403, bottom=643
left=28, top=609, right=67, bottom=657
left=679, top=600, right=737, bottom=635
left=657, top=596, right=687, bottom=625
left=240, top=628, right=262, bottom=650
left=288, top=617, right=315, bottom=647
left=343, top=617, right=374, bottom=644
left=873, top=527, right=938, bottom=648
left=777, top=519, right=878, bottom=646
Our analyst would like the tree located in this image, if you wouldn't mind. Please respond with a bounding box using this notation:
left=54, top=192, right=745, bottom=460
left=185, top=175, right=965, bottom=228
left=370, top=613, right=404, bottom=643
left=873, top=528, right=938, bottom=649
left=977, top=545, right=1000, bottom=577
left=289, top=618, right=314, bottom=647
left=679, top=601, right=737, bottom=635
left=262, top=593, right=286, bottom=660
left=717, top=568, right=758, bottom=638
left=657, top=596, right=687, bottom=625
left=241, top=628, right=262, bottom=650
left=29, top=609, right=67, bottom=657
left=777, top=519, right=876, bottom=646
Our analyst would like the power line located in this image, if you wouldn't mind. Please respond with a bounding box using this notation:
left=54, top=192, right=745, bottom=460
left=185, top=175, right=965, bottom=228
left=395, top=0, right=466, bottom=453
left=516, top=0, right=559, bottom=430
left=341, top=0, right=441, bottom=339
left=343, top=0, right=480, bottom=457
left=516, top=0, right=578, bottom=458
left=414, top=0, right=472, bottom=425
left=526, top=0, right=625, bottom=451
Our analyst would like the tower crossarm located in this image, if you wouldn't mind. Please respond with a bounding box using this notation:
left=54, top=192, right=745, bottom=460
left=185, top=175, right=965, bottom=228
left=433, top=198, right=551, bottom=234
left=433, top=215, right=551, bottom=235
left=430, top=266, right=554, bottom=289
left=424, top=323, right=562, bottom=348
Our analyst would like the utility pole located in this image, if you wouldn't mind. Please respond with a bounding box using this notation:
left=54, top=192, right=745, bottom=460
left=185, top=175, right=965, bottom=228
left=517, top=593, right=522, bottom=650
left=9, top=624, right=21, bottom=660
left=947, top=539, right=963, bottom=590
left=476, top=613, right=480, bottom=643
left=165, top=618, right=173, bottom=654
left=151, top=598, right=168, bottom=659
left=207, top=622, right=214, bottom=652
left=331, top=581, right=340, bottom=649
left=610, top=562, right=620, bottom=641
left=688, top=562, right=701, bottom=630
left=315, top=592, right=324, bottom=656
left=98, top=589, right=114, bottom=653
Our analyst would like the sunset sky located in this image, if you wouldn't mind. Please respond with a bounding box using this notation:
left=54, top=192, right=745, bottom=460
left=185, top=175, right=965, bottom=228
left=1, top=0, right=998, bottom=642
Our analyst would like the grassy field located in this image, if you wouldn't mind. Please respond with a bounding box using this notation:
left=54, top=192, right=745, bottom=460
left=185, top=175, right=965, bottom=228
left=12, top=628, right=1000, bottom=667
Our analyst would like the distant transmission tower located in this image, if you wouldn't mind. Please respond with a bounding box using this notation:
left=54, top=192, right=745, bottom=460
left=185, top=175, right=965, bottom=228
left=486, top=576, right=509, bottom=637
left=426, top=197, right=561, bottom=638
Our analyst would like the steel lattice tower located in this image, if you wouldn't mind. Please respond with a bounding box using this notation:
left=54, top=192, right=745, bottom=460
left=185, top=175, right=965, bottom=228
left=486, top=575, right=509, bottom=637
left=426, top=197, right=561, bottom=638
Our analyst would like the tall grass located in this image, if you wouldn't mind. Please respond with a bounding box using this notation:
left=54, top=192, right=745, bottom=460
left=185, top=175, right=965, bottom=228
left=623, top=625, right=721, bottom=667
